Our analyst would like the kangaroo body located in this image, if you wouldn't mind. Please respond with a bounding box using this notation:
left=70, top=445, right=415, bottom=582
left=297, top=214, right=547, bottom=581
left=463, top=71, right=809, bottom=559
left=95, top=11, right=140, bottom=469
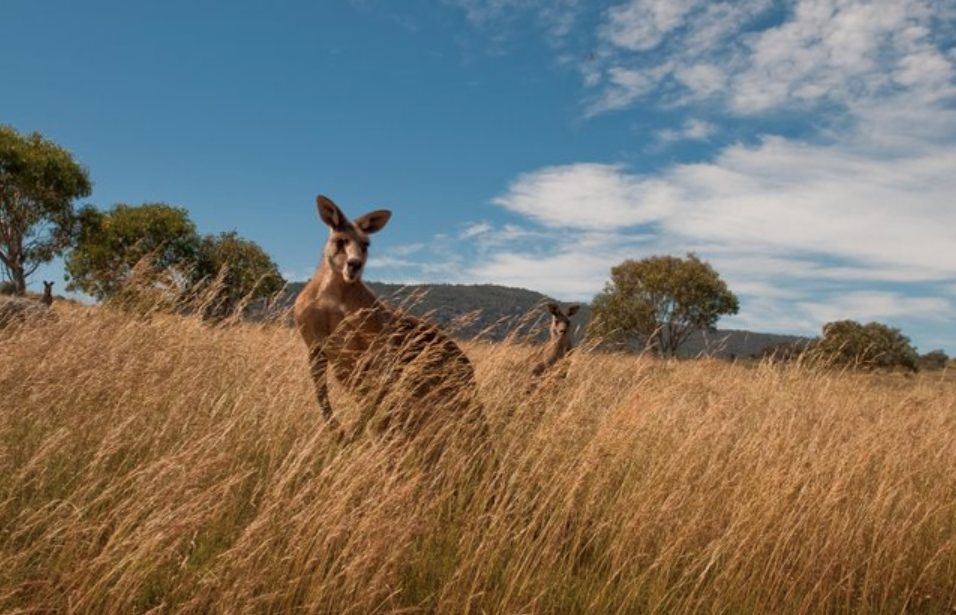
left=531, top=303, right=580, bottom=377
left=294, top=196, right=479, bottom=440
left=41, top=281, right=54, bottom=307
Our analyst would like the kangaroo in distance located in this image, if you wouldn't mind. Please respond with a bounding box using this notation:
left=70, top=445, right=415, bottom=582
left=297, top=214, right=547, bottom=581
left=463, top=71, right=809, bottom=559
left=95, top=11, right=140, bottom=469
left=41, top=281, right=54, bottom=307
left=532, top=303, right=580, bottom=377
left=294, top=195, right=480, bottom=441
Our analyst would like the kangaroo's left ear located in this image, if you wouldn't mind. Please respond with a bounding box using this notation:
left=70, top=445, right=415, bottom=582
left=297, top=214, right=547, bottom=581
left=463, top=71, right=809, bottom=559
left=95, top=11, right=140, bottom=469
left=546, top=302, right=561, bottom=316
left=567, top=304, right=580, bottom=317
left=354, top=210, right=392, bottom=234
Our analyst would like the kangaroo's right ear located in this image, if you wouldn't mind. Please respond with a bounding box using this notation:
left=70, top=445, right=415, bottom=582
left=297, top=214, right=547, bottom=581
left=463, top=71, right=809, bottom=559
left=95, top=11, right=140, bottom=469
left=546, top=302, right=561, bottom=316
left=317, top=195, right=346, bottom=230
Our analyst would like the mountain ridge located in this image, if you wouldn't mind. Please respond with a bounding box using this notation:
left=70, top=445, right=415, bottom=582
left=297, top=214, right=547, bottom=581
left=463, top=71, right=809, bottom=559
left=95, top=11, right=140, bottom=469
left=267, top=281, right=810, bottom=359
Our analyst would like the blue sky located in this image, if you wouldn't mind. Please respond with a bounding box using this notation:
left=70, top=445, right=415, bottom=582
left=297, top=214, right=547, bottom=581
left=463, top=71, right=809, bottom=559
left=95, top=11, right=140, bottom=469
left=3, top=0, right=955, bottom=353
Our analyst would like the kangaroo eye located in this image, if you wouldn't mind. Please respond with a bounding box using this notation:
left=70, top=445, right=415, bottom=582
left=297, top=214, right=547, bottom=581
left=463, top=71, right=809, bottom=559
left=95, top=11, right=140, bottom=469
left=361, top=241, right=370, bottom=251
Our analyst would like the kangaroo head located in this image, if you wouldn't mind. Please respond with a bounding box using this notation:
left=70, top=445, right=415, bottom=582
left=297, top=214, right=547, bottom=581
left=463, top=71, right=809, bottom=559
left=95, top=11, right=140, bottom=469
left=546, top=303, right=580, bottom=338
left=316, top=195, right=391, bottom=284
left=43, top=281, right=54, bottom=293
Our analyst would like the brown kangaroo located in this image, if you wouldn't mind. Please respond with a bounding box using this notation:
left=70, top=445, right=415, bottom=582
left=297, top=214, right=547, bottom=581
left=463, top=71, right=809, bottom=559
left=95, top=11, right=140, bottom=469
left=531, top=303, right=580, bottom=377
left=41, top=281, right=54, bottom=307
left=294, top=195, right=481, bottom=442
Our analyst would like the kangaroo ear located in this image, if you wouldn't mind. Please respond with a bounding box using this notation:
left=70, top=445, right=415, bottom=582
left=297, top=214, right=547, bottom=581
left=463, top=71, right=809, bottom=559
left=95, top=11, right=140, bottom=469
left=354, top=210, right=391, bottom=234
left=317, top=195, right=346, bottom=230
left=567, top=304, right=580, bottom=317
left=546, top=302, right=560, bottom=316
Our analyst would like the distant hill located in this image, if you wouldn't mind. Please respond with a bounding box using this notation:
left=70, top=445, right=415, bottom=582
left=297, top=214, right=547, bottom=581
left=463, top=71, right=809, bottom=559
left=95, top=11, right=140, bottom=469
left=270, top=281, right=567, bottom=341
left=675, top=329, right=811, bottom=360
left=266, top=281, right=811, bottom=359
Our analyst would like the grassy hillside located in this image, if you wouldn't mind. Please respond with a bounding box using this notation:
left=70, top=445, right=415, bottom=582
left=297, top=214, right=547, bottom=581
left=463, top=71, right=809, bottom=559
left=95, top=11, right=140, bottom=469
left=2, top=304, right=955, bottom=613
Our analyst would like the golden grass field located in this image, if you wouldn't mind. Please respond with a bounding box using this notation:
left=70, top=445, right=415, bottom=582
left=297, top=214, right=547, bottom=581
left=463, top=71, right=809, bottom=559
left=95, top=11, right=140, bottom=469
left=2, top=302, right=955, bottom=614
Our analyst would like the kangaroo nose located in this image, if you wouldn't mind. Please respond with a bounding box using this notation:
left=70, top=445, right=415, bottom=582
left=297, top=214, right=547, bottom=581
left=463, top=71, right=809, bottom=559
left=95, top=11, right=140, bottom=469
left=346, top=259, right=363, bottom=274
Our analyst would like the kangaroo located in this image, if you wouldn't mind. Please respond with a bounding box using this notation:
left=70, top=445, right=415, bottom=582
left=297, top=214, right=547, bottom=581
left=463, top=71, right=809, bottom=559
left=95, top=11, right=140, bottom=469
left=294, top=195, right=481, bottom=442
left=531, top=303, right=580, bottom=377
left=41, top=281, right=54, bottom=307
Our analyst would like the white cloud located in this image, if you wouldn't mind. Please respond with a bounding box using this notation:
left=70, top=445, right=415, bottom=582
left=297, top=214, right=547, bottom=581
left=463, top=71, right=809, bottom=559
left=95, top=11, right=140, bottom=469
left=492, top=162, right=677, bottom=229
left=706, top=253, right=950, bottom=285
left=674, top=63, right=726, bottom=98
left=585, top=67, right=656, bottom=115
left=656, top=118, right=717, bottom=142
left=459, top=221, right=493, bottom=239
left=367, top=255, right=421, bottom=269
left=492, top=136, right=956, bottom=277
left=729, top=0, right=953, bottom=113
left=601, top=0, right=701, bottom=51
left=588, top=0, right=955, bottom=116
left=797, top=292, right=952, bottom=325
left=388, top=242, right=426, bottom=256
left=469, top=249, right=614, bottom=296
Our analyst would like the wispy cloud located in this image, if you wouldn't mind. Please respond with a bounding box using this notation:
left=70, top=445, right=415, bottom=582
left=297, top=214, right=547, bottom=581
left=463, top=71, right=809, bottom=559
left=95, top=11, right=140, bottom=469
left=587, top=0, right=954, bottom=116
left=655, top=118, right=717, bottom=143
left=444, top=0, right=585, bottom=42
left=796, top=292, right=952, bottom=325
left=459, top=221, right=493, bottom=239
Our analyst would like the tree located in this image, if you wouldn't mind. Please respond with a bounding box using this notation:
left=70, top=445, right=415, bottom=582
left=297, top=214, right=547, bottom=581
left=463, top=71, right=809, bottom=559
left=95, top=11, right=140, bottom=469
left=811, top=320, right=918, bottom=371
left=65, top=203, right=200, bottom=301
left=194, top=231, right=285, bottom=319
left=0, top=125, right=92, bottom=294
left=65, top=203, right=285, bottom=319
left=917, top=349, right=949, bottom=371
left=589, top=253, right=739, bottom=357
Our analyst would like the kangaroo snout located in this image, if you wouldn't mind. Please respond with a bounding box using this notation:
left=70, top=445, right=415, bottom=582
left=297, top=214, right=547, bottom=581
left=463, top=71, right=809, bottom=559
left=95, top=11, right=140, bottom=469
left=346, top=259, right=363, bottom=275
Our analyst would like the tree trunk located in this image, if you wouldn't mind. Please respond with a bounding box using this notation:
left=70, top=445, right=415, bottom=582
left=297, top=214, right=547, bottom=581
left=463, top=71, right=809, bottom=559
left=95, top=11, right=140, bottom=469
left=0, top=241, right=27, bottom=295
left=10, top=264, right=26, bottom=295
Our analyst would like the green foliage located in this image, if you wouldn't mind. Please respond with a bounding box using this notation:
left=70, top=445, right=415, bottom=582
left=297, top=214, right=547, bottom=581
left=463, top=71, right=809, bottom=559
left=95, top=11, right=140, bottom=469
left=589, top=253, right=739, bottom=356
left=917, top=349, right=949, bottom=371
left=194, top=231, right=285, bottom=320
left=810, top=320, right=919, bottom=371
left=0, top=125, right=92, bottom=293
left=65, top=203, right=199, bottom=301
left=65, top=203, right=284, bottom=318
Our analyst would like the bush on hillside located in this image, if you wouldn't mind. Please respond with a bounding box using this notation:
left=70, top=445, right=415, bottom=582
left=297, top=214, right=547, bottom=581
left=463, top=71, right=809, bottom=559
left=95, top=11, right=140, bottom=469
left=809, top=320, right=918, bottom=371
left=918, top=349, right=949, bottom=371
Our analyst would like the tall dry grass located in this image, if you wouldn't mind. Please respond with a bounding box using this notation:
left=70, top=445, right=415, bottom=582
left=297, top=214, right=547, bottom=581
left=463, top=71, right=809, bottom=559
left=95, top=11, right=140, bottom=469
left=1, top=303, right=955, bottom=614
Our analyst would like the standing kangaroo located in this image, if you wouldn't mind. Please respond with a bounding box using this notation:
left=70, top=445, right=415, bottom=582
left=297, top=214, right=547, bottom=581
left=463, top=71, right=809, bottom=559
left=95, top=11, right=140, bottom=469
left=294, top=195, right=481, bottom=442
left=532, top=303, right=580, bottom=377
left=41, top=281, right=54, bottom=307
